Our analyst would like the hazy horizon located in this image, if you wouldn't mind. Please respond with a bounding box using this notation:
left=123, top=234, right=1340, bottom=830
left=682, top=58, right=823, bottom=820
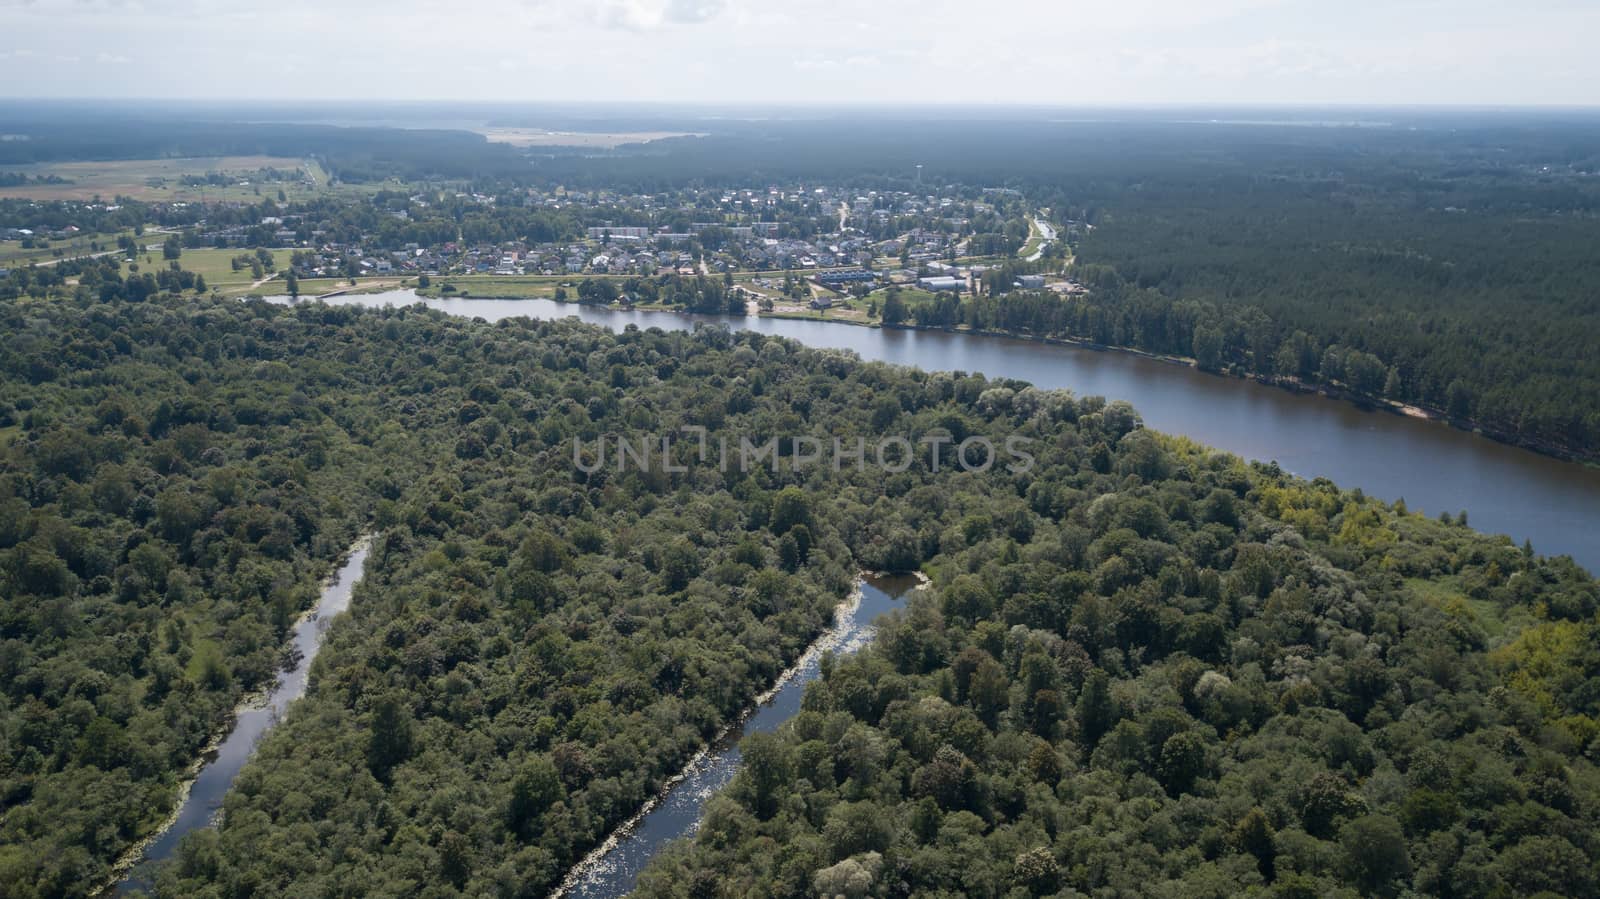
left=3, top=0, right=1597, bottom=107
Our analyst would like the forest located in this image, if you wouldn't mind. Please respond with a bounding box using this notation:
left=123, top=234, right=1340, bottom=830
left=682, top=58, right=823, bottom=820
left=1, top=275, right=1597, bottom=897
left=0, top=104, right=530, bottom=183
left=1059, top=171, right=1600, bottom=461
left=635, top=435, right=1600, bottom=897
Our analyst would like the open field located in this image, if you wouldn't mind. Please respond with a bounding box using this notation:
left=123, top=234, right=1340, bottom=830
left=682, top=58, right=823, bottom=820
left=105, top=247, right=297, bottom=293
left=414, top=274, right=574, bottom=298
left=1017, top=218, right=1046, bottom=260
left=168, top=248, right=294, bottom=288
left=275, top=277, right=408, bottom=297
left=478, top=128, right=703, bottom=149
left=869, top=286, right=945, bottom=305
left=0, top=227, right=161, bottom=266
left=0, top=156, right=349, bottom=202
left=769, top=293, right=874, bottom=323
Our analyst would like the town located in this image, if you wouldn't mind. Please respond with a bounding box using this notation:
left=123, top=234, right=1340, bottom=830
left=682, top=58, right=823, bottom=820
left=2, top=175, right=1089, bottom=325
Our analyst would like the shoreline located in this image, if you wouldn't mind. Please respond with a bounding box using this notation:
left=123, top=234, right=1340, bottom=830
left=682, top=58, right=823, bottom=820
left=633, top=300, right=1599, bottom=468
left=259, top=287, right=1597, bottom=467
left=95, top=532, right=373, bottom=897
left=547, top=570, right=929, bottom=899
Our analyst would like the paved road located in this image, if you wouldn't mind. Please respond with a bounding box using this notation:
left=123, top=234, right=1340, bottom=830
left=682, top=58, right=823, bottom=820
left=1024, top=217, right=1056, bottom=262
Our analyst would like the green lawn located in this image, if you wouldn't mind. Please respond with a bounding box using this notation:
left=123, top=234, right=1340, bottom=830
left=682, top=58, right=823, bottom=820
left=114, top=247, right=298, bottom=293
left=1017, top=217, right=1046, bottom=259
left=423, top=275, right=575, bottom=298
left=869, top=286, right=945, bottom=305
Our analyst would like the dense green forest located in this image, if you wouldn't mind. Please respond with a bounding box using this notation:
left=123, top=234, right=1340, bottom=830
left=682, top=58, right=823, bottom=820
left=631, top=439, right=1600, bottom=896
left=0, top=295, right=391, bottom=893
left=2, top=295, right=1591, bottom=898
left=1062, top=175, right=1600, bottom=460
left=2, top=157, right=1599, bottom=895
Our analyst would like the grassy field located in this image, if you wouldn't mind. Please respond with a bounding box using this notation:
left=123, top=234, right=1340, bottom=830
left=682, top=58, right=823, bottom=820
left=0, top=227, right=165, bottom=266
left=870, top=286, right=947, bottom=305
left=273, top=277, right=409, bottom=297
left=0, top=156, right=363, bottom=202
left=419, top=275, right=576, bottom=299
left=1017, top=217, right=1046, bottom=260
left=109, top=247, right=289, bottom=293
left=410, top=273, right=747, bottom=300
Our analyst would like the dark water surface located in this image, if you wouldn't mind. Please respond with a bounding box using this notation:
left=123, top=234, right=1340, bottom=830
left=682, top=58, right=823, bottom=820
left=557, top=574, right=922, bottom=899
left=272, top=292, right=1600, bottom=571
left=112, top=538, right=372, bottom=895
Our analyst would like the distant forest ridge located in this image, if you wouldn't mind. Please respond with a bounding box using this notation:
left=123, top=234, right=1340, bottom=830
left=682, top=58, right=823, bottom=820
left=3, top=104, right=1599, bottom=457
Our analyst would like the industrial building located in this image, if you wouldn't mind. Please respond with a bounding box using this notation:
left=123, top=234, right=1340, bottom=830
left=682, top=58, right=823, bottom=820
left=816, top=270, right=877, bottom=287
left=586, top=226, right=650, bottom=240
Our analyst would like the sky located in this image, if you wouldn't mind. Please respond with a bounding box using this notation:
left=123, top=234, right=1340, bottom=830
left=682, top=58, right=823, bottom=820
left=0, top=0, right=1596, bottom=107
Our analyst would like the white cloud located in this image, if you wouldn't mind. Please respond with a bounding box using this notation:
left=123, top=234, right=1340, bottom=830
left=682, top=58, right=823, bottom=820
left=0, top=0, right=1596, bottom=104
left=665, top=0, right=725, bottom=24
left=595, top=0, right=729, bottom=30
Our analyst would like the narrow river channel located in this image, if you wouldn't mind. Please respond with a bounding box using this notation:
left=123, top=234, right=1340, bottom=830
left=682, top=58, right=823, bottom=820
left=555, top=574, right=924, bottom=899
left=269, top=292, right=1600, bottom=572
left=110, top=536, right=373, bottom=896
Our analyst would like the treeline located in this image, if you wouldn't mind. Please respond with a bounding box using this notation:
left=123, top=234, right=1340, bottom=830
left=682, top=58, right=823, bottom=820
left=890, top=226, right=1600, bottom=460
left=0, top=109, right=528, bottom=183
left=0, top=199, right=156, bottom=236
left=0, top=256, right=209, bottom=305
left=1059, top=177, right=1600, bottom=460
left=0, top=173, right=71, bottom=187
left=568, top=273, right=742, bottom=315
left=178, top=167, right=304, bottom=187
left=526, top=112, right=1600, bottom=194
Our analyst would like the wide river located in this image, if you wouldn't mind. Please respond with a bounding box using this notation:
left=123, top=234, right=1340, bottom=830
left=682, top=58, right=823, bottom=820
left=275, top=291, right=1600, bottom=572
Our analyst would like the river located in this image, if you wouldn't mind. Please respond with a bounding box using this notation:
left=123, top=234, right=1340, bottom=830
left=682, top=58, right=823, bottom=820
left=555, top=574, right=923, bottom=899
left=110, top=536, right=373, bottom=896
left=270, top=291, right=1600, bottom=572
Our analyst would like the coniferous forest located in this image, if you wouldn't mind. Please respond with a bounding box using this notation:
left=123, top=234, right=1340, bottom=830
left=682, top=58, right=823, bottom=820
left=1, top=292, right=1597, bottom=898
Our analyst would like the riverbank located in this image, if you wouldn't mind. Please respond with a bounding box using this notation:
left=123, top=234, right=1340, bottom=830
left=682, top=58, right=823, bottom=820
left=275, top=284, right=1598, bottom=466
left=551, top=570, right=930, bottom=899
left=733, top=304, right=1596, bottom=467
left=260, top=290, right=1600, bottom=570
left=240, top=280, right=406, bottom=300
left=98, top=533, right=374, bottom=897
